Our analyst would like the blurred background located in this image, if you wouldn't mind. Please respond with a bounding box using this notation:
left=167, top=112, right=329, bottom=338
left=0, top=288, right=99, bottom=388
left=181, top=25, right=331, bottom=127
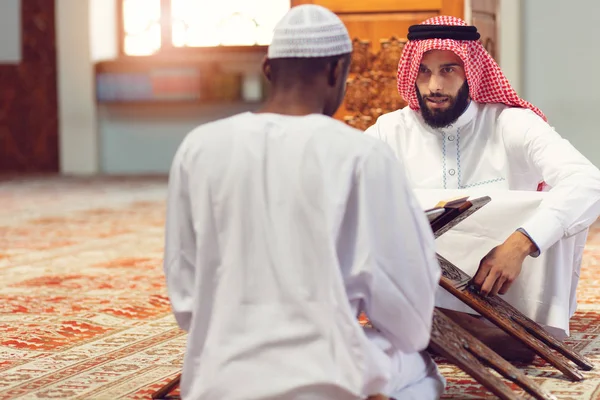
left=1, top=0, right=597, bottom=176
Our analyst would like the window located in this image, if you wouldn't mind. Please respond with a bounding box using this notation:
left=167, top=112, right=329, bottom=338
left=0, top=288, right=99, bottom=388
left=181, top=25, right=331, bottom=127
left=119, top=0, right=291, bottom=56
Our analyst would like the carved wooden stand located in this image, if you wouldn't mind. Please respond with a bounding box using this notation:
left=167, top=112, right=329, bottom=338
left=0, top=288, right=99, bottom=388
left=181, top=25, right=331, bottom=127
left=152, top=375, right=180, bottom=399
left=430, top=309, right=557, bottom=400
left=360, top=306, right=556, bottom=399
left=430, top=197, right=594, bottom=380
left=425, top=196, right=593, bottom=400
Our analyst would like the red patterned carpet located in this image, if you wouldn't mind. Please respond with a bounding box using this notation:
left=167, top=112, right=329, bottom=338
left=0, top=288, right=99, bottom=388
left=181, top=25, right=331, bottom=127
left=0, top=177, right=598, bottom=399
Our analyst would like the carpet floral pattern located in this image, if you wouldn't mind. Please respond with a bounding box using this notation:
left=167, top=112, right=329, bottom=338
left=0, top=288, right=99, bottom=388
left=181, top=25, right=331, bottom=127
left=0, top=177, right=598, bottom=399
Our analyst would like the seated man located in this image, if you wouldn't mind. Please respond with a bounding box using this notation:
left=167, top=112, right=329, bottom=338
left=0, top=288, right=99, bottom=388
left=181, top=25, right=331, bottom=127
left=163, top=5, right=445, bottom=400
left=365, top=15, right=600, bottom=362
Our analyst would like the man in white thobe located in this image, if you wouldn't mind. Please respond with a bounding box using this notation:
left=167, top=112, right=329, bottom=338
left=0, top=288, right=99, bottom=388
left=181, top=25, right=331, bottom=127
left=365, top=15, right=600, bottom=361
left=163, top=5, right=445, bottom=400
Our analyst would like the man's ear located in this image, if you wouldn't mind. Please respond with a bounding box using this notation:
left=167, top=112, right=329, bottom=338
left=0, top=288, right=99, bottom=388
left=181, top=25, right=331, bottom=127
left=327, top=56, right=347, bottom=87
left=262, top=56, right=272, bottom=82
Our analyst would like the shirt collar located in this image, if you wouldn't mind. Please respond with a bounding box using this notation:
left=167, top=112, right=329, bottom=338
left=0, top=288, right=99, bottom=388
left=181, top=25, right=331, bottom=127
left=418, top=100, right=479, bottom=133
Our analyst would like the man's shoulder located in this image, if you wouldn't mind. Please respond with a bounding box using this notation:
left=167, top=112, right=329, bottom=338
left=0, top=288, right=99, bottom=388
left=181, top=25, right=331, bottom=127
left=376, top=107, right=414, bottom=126
left=299, top=114, right=384, bottom=146
left=491, top=105, right=552, bottom=144
left=186, top=112, right=250, bottom=138
left=494, top=105, right=546, bottom=127
left=172, top=112, right=251, bottom=162
left=479, top=104, right=555, bottom=153
left=184, top=111, right=265, bottom=143
left=472, top=103, right=548, bottom=134
left=299, top=116, right=399, bottom=165
left=178, top=112, right=386, bottom=157
left=365, top=107, right=418, bottom=139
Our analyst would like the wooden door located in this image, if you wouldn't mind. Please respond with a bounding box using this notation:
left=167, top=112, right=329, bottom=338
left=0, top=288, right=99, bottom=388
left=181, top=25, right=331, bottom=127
left=0, top=0, right=59, bottom=173
left=471, top=0, right=498, bottom=62
left=301, top=0, right=465, bottom=52
left=298, top=0, right=463, bottom=15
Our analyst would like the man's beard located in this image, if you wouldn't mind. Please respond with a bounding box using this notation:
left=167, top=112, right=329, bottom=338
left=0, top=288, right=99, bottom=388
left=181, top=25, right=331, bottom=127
left=417, top=81, right=470, bottom=128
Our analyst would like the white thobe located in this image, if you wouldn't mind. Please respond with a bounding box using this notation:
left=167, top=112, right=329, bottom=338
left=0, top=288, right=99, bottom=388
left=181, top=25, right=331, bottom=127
left=164, top=112, right=444, bottom=400
left=365, top=101, right=600, bottom=337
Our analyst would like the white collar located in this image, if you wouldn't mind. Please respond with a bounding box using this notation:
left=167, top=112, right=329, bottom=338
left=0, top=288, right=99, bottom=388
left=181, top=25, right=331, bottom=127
left=417, top=100, right=479, bottom=133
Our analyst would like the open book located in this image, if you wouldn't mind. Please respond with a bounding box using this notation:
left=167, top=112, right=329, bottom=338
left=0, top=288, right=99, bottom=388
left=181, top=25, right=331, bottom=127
left=424, top=195, right=470, bottom=222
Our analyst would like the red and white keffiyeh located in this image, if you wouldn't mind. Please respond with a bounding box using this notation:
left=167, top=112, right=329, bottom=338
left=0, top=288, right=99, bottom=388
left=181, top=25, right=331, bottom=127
left=397, top=16, right=546, bottom=121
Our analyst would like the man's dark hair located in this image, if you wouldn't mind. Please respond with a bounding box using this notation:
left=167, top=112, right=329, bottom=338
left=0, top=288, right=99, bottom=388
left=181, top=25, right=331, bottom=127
left=269, top=53, right=351, bottom=88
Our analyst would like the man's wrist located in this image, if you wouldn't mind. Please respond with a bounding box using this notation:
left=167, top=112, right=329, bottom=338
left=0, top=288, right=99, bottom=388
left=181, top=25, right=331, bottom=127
left=515, top=228, right=540, bottom=257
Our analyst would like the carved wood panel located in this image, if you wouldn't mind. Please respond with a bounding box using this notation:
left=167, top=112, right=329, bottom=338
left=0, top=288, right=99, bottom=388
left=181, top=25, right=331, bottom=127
left=0, top=0, right=59, bottom=173
left=343, top=36, right=407, bottom=130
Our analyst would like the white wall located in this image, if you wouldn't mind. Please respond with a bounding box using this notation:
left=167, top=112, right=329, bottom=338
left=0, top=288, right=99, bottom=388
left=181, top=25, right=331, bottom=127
left=90, top=0, right=117, bottom=62
left=498, top=0, right=521, bottom=94
left=522, top=0, right=600, bottom=167
left=98, top=102, right=260, bottom=174
left=56, top=0, right=99, bottom=175
left=0, top=0, right=21, bottom=64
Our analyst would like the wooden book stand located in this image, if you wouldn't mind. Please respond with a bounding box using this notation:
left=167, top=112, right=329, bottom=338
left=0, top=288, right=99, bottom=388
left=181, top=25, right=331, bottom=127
left=152, top=375, right=180, bottom=399
left=359, top=309, right=556, bottom=399
left=428, top=197, right=594, bottom=382
left=429, top=309, right=557, bottom=400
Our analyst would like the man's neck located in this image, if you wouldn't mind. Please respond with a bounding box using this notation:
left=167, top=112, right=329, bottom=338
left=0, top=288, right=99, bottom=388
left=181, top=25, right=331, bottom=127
left=461, top=99, right=472, bottom=116
left=257, top=88, right=326, bottom=116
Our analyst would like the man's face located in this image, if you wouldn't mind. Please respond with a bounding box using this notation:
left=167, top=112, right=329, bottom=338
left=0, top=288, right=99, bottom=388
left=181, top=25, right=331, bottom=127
left=416, top=49, right=470, bottom=128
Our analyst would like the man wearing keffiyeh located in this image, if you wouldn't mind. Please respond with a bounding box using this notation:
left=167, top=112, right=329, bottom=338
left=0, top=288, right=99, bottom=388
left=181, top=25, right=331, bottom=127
left=365, top=16, right=600, bottom=362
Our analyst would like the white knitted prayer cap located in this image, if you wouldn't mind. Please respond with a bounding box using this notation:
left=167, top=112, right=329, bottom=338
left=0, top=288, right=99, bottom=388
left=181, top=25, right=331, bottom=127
left=268, top=4, right=352, bottom=59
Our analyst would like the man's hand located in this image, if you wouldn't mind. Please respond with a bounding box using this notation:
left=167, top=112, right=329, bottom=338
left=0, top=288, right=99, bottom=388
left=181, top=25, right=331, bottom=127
left=471, top=231, right=538, bottom=296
